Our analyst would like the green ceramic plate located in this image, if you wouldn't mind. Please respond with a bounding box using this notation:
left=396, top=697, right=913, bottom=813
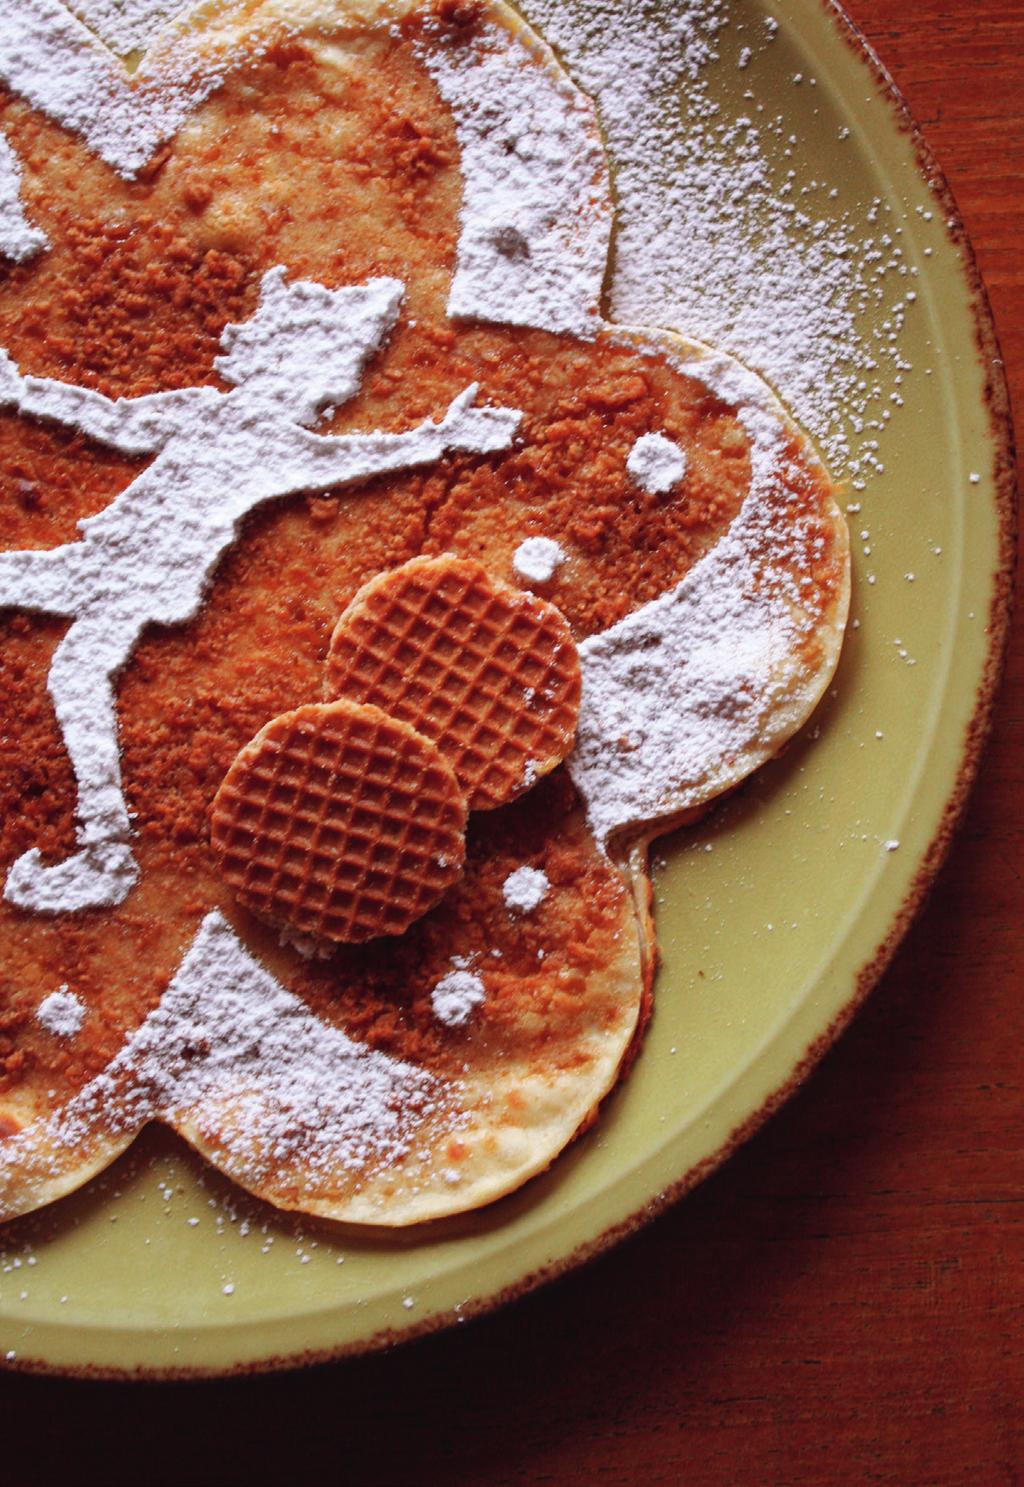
left=0, top=0, right=1013, bottom=1376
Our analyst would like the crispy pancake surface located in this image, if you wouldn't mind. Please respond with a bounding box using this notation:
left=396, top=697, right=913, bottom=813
left=0, top=0, right=848, bottom=1224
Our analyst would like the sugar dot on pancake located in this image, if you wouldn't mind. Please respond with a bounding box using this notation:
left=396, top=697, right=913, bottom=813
left=431, top=968, right=486, bottom=1028
left=626, top=431, right=688, bottom=494
left=502, top=865, right=550, bottom=914
left=210, top=700, right=467, bottom=944
left=325, top=554, right=581, bottom=810
left=35, top=987, right=85, bottom=1040
left=512, top=536, right=565, bottom=584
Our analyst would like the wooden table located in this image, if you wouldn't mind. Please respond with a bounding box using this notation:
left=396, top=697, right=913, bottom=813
left=4, top=2, right=1022, bottom=1482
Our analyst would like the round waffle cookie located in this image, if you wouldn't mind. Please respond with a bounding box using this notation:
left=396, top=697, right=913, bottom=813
left=210, top=699, right=468, bottom=943
left=324, top=555, right=582, bottom=810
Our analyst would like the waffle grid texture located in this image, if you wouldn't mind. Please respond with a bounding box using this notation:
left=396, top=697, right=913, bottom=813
left=325, top=555, right=581, bottom=809
left=210, top=700, right=467, bottom=943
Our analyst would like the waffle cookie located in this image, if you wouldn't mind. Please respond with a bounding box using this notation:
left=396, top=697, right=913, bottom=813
left=210, top=699, right=467, bottom=943
left=0, top=0, right=848, bottom=1228
left=325, top=554, right=581, bottom=810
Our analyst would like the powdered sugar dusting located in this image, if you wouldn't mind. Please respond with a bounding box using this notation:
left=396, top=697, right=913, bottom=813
left=36, top=987, right=86, bottom=1040
left=513, top=535, right=564, bottom=584
left=431, top=968, right=486, bottom=1028
left=422, top=19, right=611, bottom=338
left=6, top=843, right=140, bottom=913
left=626, top=432, right=687, bottom=494
left=0, top=0, right=241, bottom=179
left=523, top=0, right=912, bottom=479
left=3, top=913, right=448, bottom=1206
left=0, top=131, right=48, bottom=262
left=278, top=925, right=335, bottom=962
left=570, top=352, right=830, bottom=844
left=502, top=865, right=550, bottom=914
left=68, top=0, right=189, bottom=55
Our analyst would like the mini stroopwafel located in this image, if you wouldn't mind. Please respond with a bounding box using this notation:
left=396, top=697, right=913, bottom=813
left=324, top=555, right=581, bottom=810
left=210, top=700, right=467, bottom=943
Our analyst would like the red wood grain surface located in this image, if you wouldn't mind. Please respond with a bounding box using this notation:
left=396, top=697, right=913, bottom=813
left=4, top=2, right=1023, bottom=1483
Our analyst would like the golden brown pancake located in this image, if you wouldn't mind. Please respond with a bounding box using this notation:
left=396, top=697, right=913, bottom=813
left=0, top=0, right=848, bottom=1225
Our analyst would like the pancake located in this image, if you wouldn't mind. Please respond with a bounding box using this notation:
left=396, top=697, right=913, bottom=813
left=0, top=0, right=848, bottom=1225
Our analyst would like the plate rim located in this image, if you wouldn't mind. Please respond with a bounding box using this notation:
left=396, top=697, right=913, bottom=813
left=1, top=0, right=1016, bottom=1379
